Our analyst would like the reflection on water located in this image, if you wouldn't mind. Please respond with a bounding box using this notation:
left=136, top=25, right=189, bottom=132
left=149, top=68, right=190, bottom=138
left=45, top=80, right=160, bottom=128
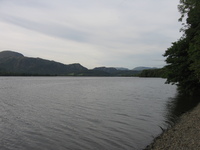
left=165, top=93, right=200, bottom=126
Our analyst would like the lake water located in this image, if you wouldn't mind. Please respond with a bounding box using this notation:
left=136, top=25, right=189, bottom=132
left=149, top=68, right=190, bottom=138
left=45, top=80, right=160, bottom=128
left=0, top=77, right=190, bottom=150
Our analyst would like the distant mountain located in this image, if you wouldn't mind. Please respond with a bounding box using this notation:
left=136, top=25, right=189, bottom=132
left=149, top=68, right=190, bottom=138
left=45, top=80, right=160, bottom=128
left=132, top=66, right=157, bottom=71
left=0, top=51, right=24, bottom=58
left=93, top=67, right=119, bottom=74
left=0, top=50, right=88, bottom=75
left=115, top=67, right=129, bottom=71
left=0, top=50, right=148, bottom=77
left=92, top=67, right=140, bottom=76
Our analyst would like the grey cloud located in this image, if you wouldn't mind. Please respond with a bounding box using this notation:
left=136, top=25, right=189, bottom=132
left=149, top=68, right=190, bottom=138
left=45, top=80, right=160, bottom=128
left=1, top=14, right=90, bottom=42
left=0, top=0, right=48, bottom=8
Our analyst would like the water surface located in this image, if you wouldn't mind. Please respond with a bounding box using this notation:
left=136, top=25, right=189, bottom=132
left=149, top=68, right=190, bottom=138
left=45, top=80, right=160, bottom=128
left=0, top=77, right=178, bottom=149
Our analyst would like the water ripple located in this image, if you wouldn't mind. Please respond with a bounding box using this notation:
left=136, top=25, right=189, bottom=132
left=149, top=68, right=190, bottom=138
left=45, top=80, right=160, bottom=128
left=0, top=77, right=178, bottom=150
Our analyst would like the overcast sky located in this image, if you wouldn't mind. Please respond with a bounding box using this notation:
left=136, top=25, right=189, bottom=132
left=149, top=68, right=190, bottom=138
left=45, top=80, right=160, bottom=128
left=0, top=0, right=182, bottom=69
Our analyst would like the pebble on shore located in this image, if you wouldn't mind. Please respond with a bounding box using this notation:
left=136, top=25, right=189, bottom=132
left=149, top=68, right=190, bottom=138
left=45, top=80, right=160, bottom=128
left=145, top=103, right=200, bottom=150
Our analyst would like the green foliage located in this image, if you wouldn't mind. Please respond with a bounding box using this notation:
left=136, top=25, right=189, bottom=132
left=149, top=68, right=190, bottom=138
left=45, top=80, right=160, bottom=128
left=139, top=68, right=166, bottom=78
left=164, top=0, right=200, bottom=95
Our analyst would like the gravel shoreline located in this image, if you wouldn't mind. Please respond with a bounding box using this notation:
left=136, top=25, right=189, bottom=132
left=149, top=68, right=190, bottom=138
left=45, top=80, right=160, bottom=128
left=145, top=102, right=200, bottom=150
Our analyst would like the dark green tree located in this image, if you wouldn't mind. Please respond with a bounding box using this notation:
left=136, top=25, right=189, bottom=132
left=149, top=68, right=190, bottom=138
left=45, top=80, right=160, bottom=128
left=164, top=0, right=200, bottom=95
left=139, top=68, right=166, bottom=78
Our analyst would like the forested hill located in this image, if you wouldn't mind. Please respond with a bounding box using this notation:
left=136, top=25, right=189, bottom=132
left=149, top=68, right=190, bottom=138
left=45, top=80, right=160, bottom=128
left=0, top=51, right=88, bottom=75
left=0, top=50, right=147, bottom=76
